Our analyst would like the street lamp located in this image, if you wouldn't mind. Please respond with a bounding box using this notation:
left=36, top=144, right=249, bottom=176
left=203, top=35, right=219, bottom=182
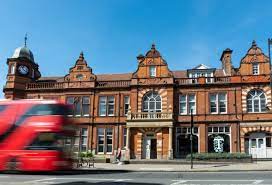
left=268, top=39, right=272, bottom=95
left=190, top=108, right=194, bottom=169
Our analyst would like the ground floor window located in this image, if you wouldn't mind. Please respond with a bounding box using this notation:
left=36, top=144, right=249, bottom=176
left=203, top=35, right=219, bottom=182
left=97, top=127, right=113, bottom=154
left=176, top=127, right=199, bottom=157
left=73, top=128, right=88, bottom=152
left=208, top=126, right=230, bottom=153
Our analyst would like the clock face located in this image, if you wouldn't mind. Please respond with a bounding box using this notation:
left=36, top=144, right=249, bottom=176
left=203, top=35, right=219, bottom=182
left=18, top=65, right=29, bottom=75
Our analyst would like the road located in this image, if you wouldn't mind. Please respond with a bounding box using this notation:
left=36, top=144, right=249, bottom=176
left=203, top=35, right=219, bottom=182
left=0, top=171, right=272, bottom=185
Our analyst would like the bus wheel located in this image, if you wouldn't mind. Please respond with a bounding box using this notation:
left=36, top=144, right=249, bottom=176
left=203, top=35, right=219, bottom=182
left=6, top=158, right=21, bottom=172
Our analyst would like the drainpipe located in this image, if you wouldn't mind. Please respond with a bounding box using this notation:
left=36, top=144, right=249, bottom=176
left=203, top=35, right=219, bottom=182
left=235, top=88, right=240, bottom=152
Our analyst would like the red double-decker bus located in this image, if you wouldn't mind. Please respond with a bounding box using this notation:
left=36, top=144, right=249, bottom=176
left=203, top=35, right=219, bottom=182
left=0, top=99, right=75, bottom=171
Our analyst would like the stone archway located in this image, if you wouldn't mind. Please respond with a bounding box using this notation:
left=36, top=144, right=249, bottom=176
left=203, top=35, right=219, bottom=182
left=240, top=125, right=272, bottom=158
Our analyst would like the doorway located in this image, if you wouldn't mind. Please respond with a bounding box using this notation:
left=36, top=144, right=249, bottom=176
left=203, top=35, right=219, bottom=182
left=142, top=133, right=157, bottom=159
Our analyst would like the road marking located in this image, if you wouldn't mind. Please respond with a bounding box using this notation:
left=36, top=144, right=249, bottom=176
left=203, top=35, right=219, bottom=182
left=170, top=180, right=187, bottom=185
left=252, top=180, right=263, bottom=184
left=24, top=178, right=57, bottom=183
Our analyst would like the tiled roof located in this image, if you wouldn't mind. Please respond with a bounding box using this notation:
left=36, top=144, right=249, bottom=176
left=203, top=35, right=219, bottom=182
left=96, top=73, right=132, bottom=81
left=37, top=69, right=226, bottom=83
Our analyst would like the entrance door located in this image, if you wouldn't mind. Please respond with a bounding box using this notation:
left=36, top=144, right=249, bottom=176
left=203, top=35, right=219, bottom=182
left=142, top=133, right=157, bottom=159
left=248, top=133, right=266, bottom=158
left=150, top=139, right=157, bottom=159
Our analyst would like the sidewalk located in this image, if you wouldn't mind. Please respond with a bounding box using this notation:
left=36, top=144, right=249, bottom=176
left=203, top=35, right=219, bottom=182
left=79, top=161, right=272, bottom=172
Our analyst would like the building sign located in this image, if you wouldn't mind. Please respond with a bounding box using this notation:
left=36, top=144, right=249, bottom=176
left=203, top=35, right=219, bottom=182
left=213, top=135, right=224, bottom=153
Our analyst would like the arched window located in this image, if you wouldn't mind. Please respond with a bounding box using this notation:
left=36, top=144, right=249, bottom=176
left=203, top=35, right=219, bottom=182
left=142, top=91, right=161, bottom=112
left=247, top=89, right=266, bottom=113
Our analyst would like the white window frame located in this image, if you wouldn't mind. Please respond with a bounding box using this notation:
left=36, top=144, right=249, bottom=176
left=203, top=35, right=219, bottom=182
left=209, top=93, right=227, bottom=114
left=97, top=128, right=105, bottom=154
left=247, top=89, right=267, bottom=113
left=99, top=96, right=107, bottom=116
left=179, top=94, right=196, bottom=115
left=97, top=127, right=113, bottom=154
left=252, top=63, right=259, bottom=75
left=124, top=96, right=130, bottom=116
left=80, top=128, right=88, bottom=152
left=149, top=66, right=156, bottom=77
left=10, top=64, right=15, bottom=74
left=142, top=91, right=162, bottom=112
left=107, top=96, right=115, bottom=116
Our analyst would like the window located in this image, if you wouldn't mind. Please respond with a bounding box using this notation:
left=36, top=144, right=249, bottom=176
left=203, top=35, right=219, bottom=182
left=247, top=89, right=266, bottom=113
left=80, top=128, right=88, bottom=152
left=76, top=74, right=84, bottom=80
left=66, top=96, right=90, bottom=117
left=10, top=64, right=15, bottom=74
left=209, top=93, right=227, bottom=114
left=73, top=128, right=88, bottom=152
left=97, top=128, right=104, bottom=153
left=106, top=128, right=113, bottom=153
left=124, top=96, right=130, bottom=115
left=123, top=128, right=127, bottom=147
left=99, top=96, right=115, bottom=116
left=26, top=104, right=72, bottom=116
left=142, top=91, right=161, bottom=112
left=149, top=66, right=156, bottom=77
left=208, top=126, right=230, bottom=153
left=97, top=127, right=113, bottom=154
left=179, top=94, right=196, bottom=114
left=252, top=63, right=259, bottom=75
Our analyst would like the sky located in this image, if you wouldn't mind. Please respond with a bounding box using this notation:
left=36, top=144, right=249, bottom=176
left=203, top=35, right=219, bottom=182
left=0, top=0, right=272, bottom=98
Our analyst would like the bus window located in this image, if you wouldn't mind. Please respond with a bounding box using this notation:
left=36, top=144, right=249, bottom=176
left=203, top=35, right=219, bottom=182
left=25, top=104, right=72, bottom=116
left=0, top=105, right=7, bottom=113
left=26, top=133, right=59, bottom=150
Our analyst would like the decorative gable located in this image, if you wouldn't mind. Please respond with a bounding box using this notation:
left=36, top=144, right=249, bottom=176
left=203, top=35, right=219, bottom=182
left=239, top=41, right=270, bottom=76
left=64, top=52, right=96, bottom=82
left=132, top=44, right=173, bottom=79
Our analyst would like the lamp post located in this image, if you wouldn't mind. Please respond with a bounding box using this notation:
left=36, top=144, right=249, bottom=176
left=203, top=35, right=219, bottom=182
left=268, top=39, right=272, bottom=97
left=190, top=108, right=194, bottom=169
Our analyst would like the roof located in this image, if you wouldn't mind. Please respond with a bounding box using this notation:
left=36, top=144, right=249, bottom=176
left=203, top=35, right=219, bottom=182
left=145, top=44, right=161, bottom=58
left=96, top=73, right=132, bottom=81
left=36, top=69, right=226, bottom=83
left=11, top=46, right=35, bottom=62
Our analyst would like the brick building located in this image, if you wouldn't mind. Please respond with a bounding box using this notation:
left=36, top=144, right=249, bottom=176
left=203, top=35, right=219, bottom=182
left=3, top=41, right=272, bottom=159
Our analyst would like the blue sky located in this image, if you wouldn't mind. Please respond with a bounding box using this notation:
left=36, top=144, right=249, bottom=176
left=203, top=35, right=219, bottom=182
left=1, top=0, right=272, bottom=98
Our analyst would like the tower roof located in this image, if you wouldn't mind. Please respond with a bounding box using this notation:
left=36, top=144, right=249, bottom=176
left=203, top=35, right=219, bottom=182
left=11, top=46, right=35, bottom=62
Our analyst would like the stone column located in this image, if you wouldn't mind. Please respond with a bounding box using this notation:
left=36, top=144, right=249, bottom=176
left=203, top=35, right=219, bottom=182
left=136, top=132, right=143, bottom=159
left=156, top=132, right=163, bottom=159
left=125, top=127, right=130, bottom=160
left=168, top=127, right=173, bottom=159
left=240, top=135, right=245, bottom=153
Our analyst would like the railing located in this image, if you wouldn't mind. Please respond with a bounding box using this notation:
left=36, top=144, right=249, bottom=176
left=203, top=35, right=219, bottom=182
left=206, top=77, right=231, bottom=83
left=96, top=80, right=131, bottom=88
left=175, top=78, right=199, bottom=85
left=176, top=76, right=231, bottom=85
left=26, top=82, right=64, bottom=90
left=127, top=112, right=173, bottom=120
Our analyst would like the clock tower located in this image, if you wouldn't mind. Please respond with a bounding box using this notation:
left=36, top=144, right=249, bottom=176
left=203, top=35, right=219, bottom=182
left=3, top=37, right=41, bottom=99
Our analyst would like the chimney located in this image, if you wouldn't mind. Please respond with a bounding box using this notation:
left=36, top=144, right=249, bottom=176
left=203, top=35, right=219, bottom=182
left=220, top=48, right=233, bottom=76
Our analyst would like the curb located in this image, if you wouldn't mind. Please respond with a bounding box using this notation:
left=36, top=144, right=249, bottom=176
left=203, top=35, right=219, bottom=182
left=75, top=168, right=272, bottom=173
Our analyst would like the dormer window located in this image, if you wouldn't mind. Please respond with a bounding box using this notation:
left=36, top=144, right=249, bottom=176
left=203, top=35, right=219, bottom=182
left=252, top=63, right=259, bottom=75
left=149, top=66, right=156, bottom=77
